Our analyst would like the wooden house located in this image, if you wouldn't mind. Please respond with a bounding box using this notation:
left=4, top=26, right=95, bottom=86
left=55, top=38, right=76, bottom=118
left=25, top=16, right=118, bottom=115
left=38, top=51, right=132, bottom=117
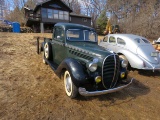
left=24, top=0, right=91, bottom=33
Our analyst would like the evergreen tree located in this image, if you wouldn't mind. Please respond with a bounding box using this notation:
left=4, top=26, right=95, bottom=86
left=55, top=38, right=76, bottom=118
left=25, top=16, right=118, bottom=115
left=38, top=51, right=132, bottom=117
left=96, top=10, right=108, bottom=35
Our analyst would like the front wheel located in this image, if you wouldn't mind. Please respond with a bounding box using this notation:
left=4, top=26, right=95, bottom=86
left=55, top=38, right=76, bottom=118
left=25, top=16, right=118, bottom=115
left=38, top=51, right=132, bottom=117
left=64, top=70, right=78, bottom=98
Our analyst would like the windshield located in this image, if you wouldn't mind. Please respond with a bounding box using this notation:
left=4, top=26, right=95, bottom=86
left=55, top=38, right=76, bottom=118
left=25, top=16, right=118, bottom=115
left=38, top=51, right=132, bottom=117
left=134, top=38, right=150, bottom=44
left=66, top=29, right=97, bottom=42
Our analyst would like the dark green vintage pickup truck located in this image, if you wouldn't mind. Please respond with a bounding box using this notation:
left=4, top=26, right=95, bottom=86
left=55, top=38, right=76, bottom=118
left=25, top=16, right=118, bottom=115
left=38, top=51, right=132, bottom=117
left=37, top=23, right=133, bottom=98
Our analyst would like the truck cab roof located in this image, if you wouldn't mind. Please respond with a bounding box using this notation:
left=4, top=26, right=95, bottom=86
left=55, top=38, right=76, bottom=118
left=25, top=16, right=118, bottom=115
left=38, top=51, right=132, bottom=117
left=54, top=23, right=95, bottom=31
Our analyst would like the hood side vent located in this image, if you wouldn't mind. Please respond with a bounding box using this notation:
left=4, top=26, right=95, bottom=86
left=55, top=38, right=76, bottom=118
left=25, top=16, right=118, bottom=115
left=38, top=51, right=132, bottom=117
left=69, top=49, right=93, bottom=61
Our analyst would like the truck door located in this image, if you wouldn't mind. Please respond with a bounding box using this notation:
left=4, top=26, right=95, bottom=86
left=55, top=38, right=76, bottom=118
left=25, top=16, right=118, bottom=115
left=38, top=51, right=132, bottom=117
left=52, top=27, right=66, bottom=65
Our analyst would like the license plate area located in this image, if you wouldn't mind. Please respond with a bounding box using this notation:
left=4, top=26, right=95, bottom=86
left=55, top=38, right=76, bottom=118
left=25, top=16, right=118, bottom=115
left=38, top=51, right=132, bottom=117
left=151, top=52, right=158, bottom=57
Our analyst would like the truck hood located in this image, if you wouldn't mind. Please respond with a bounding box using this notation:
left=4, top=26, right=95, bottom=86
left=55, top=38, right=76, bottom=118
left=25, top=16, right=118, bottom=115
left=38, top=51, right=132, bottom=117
left=68, top=42, right=114, bottom=58
left=136, top=45, right=159, bottom=64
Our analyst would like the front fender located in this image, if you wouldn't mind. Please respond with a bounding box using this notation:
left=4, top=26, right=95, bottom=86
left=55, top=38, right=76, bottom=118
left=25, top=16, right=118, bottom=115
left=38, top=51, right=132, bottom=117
left=117, top=49, right=144, bottom=69
left=56, top=58, right=89, bottom=87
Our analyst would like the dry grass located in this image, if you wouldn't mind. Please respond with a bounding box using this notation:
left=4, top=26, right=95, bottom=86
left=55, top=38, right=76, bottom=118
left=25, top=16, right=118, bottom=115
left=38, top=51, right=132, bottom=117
left=0, top=32, right=160, bottom=120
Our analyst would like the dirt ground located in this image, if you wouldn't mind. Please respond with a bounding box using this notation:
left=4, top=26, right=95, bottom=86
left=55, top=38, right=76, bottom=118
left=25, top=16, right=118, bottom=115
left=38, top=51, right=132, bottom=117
left=0, top=32, right=160, bottom=120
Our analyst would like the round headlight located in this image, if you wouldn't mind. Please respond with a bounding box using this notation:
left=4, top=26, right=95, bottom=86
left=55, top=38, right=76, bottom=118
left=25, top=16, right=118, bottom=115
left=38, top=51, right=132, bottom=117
left=87, top=58, right=99, bottom=72
left=88, top=63, right=97, bottom=72
left=121, top=60, right=128, bottom=68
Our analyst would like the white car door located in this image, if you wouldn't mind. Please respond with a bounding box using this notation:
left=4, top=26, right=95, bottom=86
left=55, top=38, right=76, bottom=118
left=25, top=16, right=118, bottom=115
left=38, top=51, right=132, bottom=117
left=115, top=37, right=126, bottom=53
left=107, top=36, right=117, bottom=52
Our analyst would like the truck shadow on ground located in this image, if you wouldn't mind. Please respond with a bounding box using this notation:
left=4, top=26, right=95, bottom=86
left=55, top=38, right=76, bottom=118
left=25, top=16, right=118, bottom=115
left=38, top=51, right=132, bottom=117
left=129, top=68, right=160, bottom=77
left=137, top=70, right=160, bottom=77
left=77, top=78, right=150, bottom=106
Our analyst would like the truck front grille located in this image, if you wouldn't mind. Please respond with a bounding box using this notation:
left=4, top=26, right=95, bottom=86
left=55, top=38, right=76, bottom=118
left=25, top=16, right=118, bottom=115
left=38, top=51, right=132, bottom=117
left=102, top=54, right=120, bottom=89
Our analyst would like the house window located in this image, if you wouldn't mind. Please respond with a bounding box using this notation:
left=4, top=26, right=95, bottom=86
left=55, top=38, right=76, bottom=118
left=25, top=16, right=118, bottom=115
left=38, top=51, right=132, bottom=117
left=41, top=8, right=69, bottom=20
left=48, top=9, right=53, bottom=18
left=59, top=11, right=64, bottom=20
left=42, top=8, right=47, bottom=18
left=82, top=18, right=87, bottom=22
left=53, top=10, right=58, bottom=19
left=64, top=11, right=69, bottom=20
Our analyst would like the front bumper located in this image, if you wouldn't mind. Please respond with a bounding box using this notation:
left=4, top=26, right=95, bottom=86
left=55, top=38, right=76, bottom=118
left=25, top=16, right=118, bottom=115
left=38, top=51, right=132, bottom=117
left=79, top=78, right=134, bottom=96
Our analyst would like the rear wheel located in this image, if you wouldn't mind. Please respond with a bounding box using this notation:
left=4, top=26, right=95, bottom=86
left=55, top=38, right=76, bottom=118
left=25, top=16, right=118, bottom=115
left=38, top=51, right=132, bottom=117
left=44, top=42, right=52, bottom=60
left=42, top=51, right=47, bottom=64
left=64, top=70, right=78, bottom=98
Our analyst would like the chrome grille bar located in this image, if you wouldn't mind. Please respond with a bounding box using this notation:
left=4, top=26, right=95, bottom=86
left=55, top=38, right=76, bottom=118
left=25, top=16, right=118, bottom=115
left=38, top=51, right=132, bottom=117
left=102, top=54, right=120, bottom=89
left=110, top=54, right=116, bottom=88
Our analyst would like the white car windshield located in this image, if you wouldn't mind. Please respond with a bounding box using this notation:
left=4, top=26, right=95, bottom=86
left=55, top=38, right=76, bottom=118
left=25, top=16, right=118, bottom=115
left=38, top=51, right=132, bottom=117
left=66, top=29, right=97, bottom=42
left=134, top=38, right=150, bottom=44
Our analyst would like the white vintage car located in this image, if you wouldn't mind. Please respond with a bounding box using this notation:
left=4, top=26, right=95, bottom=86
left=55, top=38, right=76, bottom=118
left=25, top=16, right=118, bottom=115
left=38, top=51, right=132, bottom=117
left=99, top=34, right=160, bottom=71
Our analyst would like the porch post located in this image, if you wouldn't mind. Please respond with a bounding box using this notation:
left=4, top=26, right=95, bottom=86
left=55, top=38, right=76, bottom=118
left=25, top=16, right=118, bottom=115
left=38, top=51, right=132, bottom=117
left=40, top=22, right=44, bottom=33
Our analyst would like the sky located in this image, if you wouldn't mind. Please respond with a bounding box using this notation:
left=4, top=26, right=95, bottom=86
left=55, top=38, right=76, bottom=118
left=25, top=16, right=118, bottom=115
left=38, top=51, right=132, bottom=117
left=77, top=0, right=93, bottom=8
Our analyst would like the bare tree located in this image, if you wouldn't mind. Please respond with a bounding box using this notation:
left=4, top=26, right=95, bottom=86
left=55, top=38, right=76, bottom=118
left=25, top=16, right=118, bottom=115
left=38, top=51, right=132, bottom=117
left=107, top=0, right=160, bottom=38
left=61, top=0, right=81, bottom=14
left=0, top=0, right=5, bottom=18
left=78, top=0, right=107, bottom=28
left=4, top=0, right=26, bottom=24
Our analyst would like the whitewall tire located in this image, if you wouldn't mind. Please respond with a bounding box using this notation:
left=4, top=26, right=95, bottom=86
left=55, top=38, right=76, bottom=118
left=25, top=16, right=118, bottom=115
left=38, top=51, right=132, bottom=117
left=64, top=70, right=78, bottom=98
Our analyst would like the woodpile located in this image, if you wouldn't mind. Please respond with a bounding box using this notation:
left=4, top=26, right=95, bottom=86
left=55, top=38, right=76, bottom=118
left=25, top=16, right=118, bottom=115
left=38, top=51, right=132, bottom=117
left=20, top=27, right=33, bottom=33
left=0, top=25, right=33, bottom=33
left=0, top=26, right=12, bottom=32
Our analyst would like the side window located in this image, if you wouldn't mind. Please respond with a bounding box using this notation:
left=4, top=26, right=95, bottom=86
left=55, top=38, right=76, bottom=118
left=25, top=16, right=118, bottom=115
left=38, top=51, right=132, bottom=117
left=135, top=38, right=144, bottom=43
left=142, top=38, right=150, bottom=43
left=117, top=37, right=126, bottom=45
left=109, top=36, right=116, bottom=43
left=54, top=27, right=64, bottom=41
left=103, top=36, right=108, bottom=42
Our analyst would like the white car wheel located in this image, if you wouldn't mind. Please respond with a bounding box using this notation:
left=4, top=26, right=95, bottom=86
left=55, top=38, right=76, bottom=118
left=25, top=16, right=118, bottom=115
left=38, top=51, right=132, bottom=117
left=64, top=70, right=78, bottom=98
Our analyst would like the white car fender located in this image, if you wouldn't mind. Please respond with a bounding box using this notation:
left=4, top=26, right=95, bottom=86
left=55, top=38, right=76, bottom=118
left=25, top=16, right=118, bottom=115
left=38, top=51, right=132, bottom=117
left=117, top=49, right=144, bottom=69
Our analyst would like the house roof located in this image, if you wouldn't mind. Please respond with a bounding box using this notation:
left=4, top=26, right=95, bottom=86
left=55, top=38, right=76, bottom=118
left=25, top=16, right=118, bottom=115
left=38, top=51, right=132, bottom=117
left=32, top=0, right=91, bottom=18
left=70, top=12, right=91, bottom=18
left=55, top=22, right=94, bottom=31
left=33, top=0, right=73, bottom=12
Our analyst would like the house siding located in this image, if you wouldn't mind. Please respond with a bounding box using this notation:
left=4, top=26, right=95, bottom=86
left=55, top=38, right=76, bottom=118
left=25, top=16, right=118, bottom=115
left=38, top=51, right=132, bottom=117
left=70, top=16, right=91, bottom=27
left=41, top=18, right=69, bottom=23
